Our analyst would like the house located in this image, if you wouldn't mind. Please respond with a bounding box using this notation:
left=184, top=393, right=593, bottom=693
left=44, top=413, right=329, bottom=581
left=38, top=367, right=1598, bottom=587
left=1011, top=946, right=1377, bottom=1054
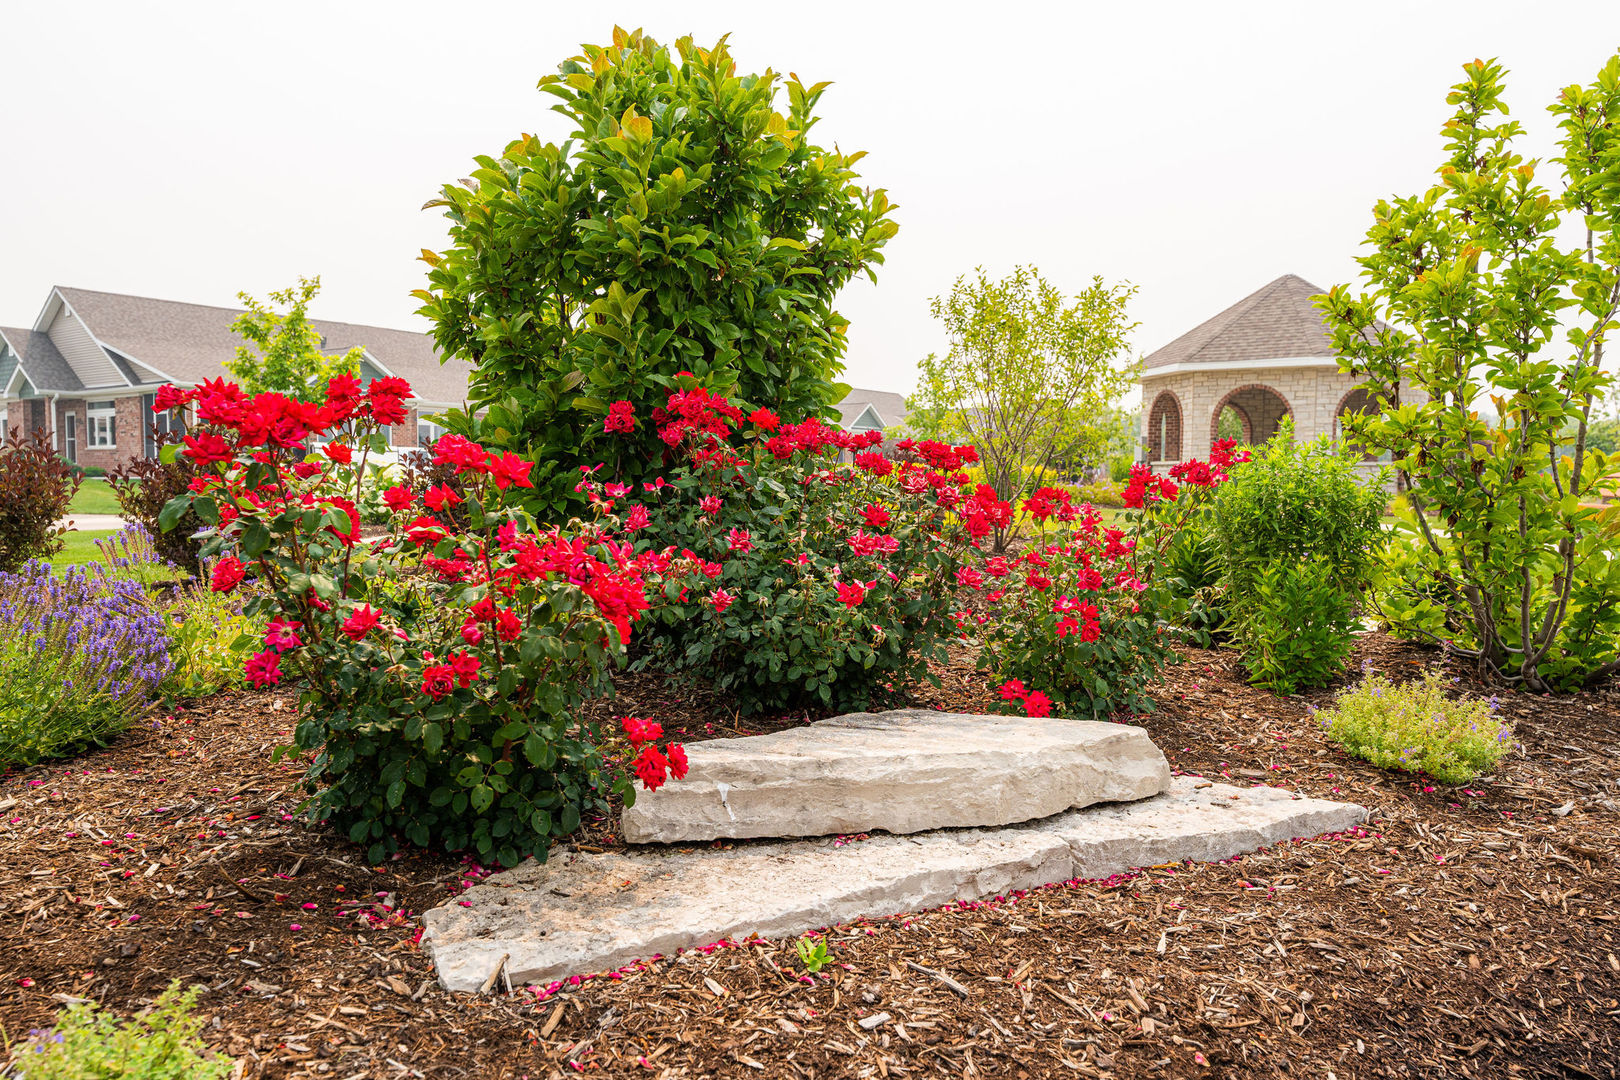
left=1138, top=274, right=1377, bottom=470
left=836, top=387, right=909, bottom=440
left=0, top=286, right=473, bottom=470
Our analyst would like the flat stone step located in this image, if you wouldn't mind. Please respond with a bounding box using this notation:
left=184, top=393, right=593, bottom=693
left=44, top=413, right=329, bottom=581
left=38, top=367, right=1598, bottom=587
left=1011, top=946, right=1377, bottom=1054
left=619, top=710, right=1171, bottom=844
left=422, top=778, right=1367, bottom=992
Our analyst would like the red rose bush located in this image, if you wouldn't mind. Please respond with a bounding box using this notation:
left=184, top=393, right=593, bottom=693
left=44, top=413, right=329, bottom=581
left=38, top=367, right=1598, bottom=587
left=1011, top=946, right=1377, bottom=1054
left=152, top=375, right=682, bottom=867
left=972, top=442, right=1247, bottom=720
left=593, top=381, right=1011, bottom=713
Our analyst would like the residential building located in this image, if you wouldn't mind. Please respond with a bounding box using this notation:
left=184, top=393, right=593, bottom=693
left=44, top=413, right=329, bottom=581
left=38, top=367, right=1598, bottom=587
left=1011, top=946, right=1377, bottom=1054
left=1, top=286, right=473, bottom=470
left=1137, top=274, right=1394, bottom=474
left=836, top=387, right=909, bottom=441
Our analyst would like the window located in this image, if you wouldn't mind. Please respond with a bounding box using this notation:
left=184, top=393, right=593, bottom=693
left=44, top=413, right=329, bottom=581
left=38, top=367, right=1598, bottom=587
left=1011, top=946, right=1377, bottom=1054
left=87, top=400, right=116, bottom=448
left=417, top=417, right=448, bottom=445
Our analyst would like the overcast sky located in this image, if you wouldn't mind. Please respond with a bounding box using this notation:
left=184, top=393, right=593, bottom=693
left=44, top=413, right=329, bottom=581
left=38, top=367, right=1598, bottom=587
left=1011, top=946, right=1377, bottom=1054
left=3, top=2, right=1617, bottom=404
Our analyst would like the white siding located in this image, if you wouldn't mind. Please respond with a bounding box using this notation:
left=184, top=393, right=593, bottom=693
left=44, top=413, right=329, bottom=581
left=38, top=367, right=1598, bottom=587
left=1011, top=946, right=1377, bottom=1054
left=47, top=301, right=123, bottom=388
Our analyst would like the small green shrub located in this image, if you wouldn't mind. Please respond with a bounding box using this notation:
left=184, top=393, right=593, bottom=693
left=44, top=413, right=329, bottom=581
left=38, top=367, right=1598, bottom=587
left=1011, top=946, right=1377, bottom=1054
left=795, top=934, right=831, bottom=974
left=1213, top=426, right=1385, bottom=690
left=1159, top=510, right=1228, bottom=647
left=6, top=981, right=232, bottom=1079
left=1314, top=669, right=1514, bottom=784
left=1234, top=557, right=1359, bottom=694
left=1069, top=480, right=1124, bottom=509
left=162, top=584, right=263, bottom=698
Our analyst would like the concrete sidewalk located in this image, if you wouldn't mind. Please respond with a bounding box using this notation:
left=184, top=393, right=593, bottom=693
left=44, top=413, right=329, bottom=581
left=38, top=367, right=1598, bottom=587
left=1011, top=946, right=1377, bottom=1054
left=57, top=515, right=131, bottom=532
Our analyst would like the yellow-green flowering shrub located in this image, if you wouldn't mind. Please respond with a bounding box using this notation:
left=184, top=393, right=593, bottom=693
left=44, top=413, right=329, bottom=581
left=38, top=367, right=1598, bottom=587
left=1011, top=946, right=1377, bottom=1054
left=1313, top=668, right=1514, bottom=784
left=7, top=982, right=232, bottom=1079
left=162, top=581, right=263, bottom=698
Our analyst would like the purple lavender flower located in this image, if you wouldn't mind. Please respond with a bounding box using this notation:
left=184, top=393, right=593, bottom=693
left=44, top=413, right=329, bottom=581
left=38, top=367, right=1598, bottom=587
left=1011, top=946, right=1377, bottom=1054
left=0, top=555, right=172, bottom=764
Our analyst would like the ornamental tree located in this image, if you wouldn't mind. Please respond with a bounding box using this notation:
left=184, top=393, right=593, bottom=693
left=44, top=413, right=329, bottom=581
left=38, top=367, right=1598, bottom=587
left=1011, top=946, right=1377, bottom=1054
left=416, top=27, right=899, bottom=519
left=226, top=276, right=365, bottom=402
left=910, top=266, right=1137, bottom=551
left=1317, top=54, right=1620, bottom=689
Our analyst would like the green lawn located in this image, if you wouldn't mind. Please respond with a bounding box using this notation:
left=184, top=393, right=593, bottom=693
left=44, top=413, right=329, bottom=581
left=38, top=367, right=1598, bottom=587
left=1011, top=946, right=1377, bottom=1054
left=49, top=529, right=119, bottom=567
left=68, top=478, right=123, bottom=515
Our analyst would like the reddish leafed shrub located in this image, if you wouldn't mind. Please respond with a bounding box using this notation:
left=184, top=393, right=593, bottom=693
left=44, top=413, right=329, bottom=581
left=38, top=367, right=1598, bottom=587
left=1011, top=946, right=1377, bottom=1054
left=0, top=426, right=81, bottom=572
left=109, top=426, right=207, bottom=570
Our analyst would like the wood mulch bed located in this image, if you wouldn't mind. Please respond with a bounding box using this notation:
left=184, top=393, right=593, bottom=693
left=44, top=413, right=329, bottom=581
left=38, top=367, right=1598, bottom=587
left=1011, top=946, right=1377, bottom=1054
left=1, top=633, right=1617, bottom=1078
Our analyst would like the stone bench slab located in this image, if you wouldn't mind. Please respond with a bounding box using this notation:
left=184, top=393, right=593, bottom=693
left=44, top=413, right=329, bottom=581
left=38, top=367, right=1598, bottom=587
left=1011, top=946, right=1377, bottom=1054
left=422, top=778, right=1367, bottom=992
left=619, top=710, right=1171, bottom=844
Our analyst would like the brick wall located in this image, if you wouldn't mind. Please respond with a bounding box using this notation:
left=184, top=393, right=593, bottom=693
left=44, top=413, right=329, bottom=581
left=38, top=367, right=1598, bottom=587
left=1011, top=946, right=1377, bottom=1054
left=72, top=395, right=149, bottom=472
left=390, top=407, right=419, bottom=450
left=1140, top=365, right=1363, bottom=466
left=57, top=398, right=87, bottom=464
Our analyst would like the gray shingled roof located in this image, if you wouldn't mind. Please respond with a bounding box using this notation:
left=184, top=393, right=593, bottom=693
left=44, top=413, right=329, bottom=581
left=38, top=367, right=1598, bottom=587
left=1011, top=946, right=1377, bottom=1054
left=1142, top=274, right=1338, bottom=370
left=836, top=387, right=909, bottom=429
left=0, top=326, right=85, bottom=393
left=52, top=287, right=474, bottom=404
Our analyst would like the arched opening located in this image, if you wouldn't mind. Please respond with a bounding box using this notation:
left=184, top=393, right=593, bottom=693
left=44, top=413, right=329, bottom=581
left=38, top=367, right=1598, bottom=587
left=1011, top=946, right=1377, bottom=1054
left=1146, top=391, right=1182, bottom=462
left=1215, top=403, right=1251, bottom=444
left=1210, top=384, right=1291, bottom=447
left=1334, top=387, right=1378, bottom=460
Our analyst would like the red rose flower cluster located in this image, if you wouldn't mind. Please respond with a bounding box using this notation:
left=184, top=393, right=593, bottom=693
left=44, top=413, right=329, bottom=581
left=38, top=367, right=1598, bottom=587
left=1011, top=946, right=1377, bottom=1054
left=621, top=717, right=689, bottom=792
left=973, top=449, right=1242, bottom=720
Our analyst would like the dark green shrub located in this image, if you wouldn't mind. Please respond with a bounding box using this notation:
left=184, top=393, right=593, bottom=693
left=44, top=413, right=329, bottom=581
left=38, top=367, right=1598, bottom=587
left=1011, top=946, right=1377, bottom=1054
left=417, top=28, right=898, bottom=519
left=1160, top=514, right=1229, bottom=648
left=1233, top=556, right=1359, bottom=694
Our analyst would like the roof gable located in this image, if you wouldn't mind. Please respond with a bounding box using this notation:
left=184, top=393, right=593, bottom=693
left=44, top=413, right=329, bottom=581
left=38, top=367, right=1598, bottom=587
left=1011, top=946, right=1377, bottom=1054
left=45, top=287, right=473, bottom=405
left=836, top=387, right=909, bottom=429
left=1143, top=274, right=1338, bottom=370
left=0, top=325, right=84, bottom=393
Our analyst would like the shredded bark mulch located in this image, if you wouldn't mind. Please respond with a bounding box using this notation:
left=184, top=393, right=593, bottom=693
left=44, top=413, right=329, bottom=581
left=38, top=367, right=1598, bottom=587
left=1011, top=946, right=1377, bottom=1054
left=2, top=633, right=1617, bottom=1079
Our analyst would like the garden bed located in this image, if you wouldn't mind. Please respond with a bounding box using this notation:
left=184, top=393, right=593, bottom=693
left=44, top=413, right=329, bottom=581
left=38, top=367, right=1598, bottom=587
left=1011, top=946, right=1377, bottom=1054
left=1, top=634, right=1616, bottom=1079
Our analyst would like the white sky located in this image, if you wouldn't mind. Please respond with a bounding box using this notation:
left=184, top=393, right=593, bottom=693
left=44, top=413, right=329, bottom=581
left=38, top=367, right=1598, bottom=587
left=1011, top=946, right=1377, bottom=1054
left=3, top=2, right=1617, bottom=406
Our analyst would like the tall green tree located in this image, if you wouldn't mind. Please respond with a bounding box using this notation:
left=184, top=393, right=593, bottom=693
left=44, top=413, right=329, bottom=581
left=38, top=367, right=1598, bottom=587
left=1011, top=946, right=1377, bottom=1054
left=416, top=27, right=898, bottom=516
left=1318, top=54, right=1620, bottom=689
left=226, top=276, right=364, bottom=402
left=911, top=266, right=1137, bottom=550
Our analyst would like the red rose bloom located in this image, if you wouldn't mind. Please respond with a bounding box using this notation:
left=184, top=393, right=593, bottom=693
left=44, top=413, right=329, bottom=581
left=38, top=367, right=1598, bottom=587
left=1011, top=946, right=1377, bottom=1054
left=605, top=400, right=637, bottom=433
left=420, top=663, right=455, bottom=701
left=244, top=649, right=282, bottom=688
left=860, top=504, right=891, bottom=529
left=634, top=745, right=669, bottom=791
left=183, top=432, right=234, bottom=465
left=341, top=604, right=380, bottom=641
left=210, top=556, right=246, bottom=593
left=1023, top=691, right=1053, bottom=718
left=665, top=743, right=689, bottom=780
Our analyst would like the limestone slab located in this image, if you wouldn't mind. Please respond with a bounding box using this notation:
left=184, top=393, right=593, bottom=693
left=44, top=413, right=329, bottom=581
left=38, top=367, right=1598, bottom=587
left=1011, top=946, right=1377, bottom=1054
left=619, top=709, right=1171, bottom=844
left=422, top=778, right=1367, bottom=991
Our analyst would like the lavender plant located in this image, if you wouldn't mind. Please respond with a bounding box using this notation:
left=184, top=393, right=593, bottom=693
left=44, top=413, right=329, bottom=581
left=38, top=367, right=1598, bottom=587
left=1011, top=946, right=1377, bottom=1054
left=0, top=556, right=172, bottom=765
left=92, top=522, right=181, bottom=585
